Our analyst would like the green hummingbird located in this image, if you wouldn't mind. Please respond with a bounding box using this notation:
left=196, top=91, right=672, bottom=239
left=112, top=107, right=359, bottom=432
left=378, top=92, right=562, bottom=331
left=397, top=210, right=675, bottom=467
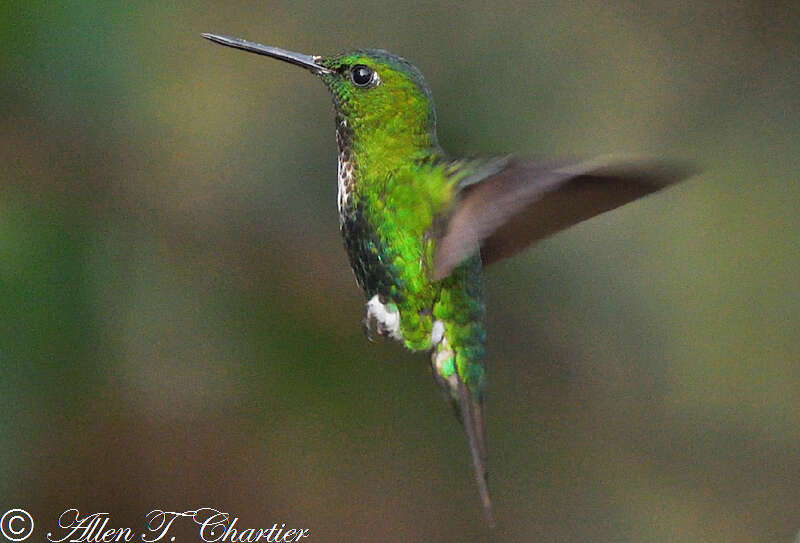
left=203, top=33, right=693, bottom=525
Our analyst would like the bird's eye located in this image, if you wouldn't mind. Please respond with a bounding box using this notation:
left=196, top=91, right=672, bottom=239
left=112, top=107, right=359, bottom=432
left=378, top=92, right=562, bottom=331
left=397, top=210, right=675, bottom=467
left=350, top=65, right=376, bottom=87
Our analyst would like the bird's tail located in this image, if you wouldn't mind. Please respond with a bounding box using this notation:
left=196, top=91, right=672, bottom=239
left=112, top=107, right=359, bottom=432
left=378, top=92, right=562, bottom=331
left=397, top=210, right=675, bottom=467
left=455, top=374, right=494, bottom=527
left=432, top=333, right=494, bottom=526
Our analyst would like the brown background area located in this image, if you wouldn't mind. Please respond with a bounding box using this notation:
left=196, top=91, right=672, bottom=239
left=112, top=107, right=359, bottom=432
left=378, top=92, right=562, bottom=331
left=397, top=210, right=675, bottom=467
left=1, top=1, right=798, bottom=541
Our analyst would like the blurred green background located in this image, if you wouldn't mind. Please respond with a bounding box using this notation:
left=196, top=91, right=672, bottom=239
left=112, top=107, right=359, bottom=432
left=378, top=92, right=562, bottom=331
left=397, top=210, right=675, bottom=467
left=1, top=1, right=798, bottom=542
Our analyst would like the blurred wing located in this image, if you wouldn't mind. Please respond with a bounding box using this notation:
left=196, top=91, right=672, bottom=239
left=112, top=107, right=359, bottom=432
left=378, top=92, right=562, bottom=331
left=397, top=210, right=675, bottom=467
left=433, top=156, right=696, bottom=279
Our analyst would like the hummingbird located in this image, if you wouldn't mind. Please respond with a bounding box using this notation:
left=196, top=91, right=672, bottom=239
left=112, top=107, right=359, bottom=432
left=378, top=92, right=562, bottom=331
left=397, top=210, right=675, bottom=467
left=203, top=33, right=693, bottom=525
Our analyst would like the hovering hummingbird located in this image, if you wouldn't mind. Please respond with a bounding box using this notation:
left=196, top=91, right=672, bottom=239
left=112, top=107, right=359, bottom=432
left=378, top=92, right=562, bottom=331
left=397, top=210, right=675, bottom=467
left=203, top=33, right=693, bottom=525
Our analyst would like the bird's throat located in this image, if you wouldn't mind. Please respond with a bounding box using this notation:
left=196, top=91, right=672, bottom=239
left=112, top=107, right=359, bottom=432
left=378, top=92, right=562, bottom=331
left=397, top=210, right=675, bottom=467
left=336, top=115, right=356, bottom=219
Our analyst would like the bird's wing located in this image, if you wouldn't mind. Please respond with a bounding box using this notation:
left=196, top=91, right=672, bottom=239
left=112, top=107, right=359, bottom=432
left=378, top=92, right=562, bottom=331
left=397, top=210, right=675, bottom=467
left=432, top=156, right=696, bottom=279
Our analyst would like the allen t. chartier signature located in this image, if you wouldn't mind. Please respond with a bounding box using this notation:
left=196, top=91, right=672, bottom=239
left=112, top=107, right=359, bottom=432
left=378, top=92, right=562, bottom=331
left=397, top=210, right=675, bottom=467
left=44, top=509, right=310, bottom=543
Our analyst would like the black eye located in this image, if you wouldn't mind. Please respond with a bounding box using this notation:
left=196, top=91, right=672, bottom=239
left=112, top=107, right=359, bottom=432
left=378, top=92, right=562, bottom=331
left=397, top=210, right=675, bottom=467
left=350, top=65, right=375, bottom=87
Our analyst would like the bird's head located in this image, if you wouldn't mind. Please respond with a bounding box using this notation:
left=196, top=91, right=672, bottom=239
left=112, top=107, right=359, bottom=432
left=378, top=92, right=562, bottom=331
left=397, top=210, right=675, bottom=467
left=203, top=34, right=440, bottom=157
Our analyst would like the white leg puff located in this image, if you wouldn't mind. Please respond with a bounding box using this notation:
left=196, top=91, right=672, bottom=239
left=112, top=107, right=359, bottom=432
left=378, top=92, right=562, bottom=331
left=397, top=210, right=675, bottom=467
left=365, top=294, right=403, bottom=341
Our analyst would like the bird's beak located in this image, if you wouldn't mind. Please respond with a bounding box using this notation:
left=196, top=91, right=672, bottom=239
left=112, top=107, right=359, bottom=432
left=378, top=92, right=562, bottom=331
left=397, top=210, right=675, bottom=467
left=202, top=33, right=333, bottom=75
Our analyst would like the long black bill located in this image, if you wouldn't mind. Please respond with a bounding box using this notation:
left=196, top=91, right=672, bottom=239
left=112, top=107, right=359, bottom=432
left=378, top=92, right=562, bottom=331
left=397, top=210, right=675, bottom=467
left=202, top=33, right=332, bottom=75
